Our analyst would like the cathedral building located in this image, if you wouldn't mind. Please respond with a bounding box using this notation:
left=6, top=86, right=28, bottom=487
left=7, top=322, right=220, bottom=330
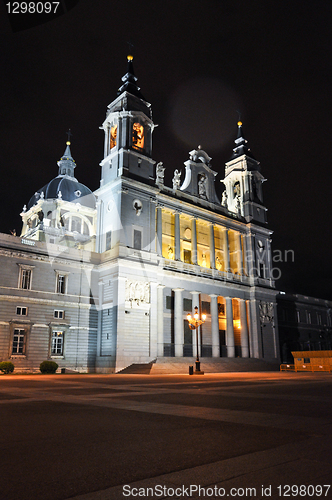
left=0, top=56, right=280, bottom=373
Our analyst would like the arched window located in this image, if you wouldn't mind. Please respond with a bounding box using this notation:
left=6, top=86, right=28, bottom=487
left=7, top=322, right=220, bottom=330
left=132, top=123, right=144, bottom=150
left=110, top=125, right=117, bottom=149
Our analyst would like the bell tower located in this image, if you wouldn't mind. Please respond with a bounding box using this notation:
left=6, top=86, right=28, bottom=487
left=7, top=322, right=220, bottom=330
left=222, top=122, right=267, bottom=224
left=99, top=55, right=155, bottom=186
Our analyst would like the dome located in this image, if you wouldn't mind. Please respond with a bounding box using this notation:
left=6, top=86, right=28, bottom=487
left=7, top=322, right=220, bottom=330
left=26, top=141, right=96, bottom=210
left=27, top=175, right=96, bottom=210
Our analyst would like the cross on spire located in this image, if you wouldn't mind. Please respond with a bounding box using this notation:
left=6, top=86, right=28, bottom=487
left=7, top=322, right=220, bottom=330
left=127, top=40, right=134, bottom=56
left=66, top=129, right=72, bottom=144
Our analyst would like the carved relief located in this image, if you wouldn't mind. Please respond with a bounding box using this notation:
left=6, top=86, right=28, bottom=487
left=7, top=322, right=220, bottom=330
left=125, top=280, right=150, bottom=307
left=259, top=301, right=274, bottom=323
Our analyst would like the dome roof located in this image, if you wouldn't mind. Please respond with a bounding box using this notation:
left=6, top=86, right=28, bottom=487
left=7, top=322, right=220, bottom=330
left=27, top=175, right=96, bottom=210
left=26, top=141, right=96, bottom=210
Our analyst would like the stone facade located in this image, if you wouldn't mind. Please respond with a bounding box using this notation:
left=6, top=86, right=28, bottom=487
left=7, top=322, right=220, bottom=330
left=0, top=56, right=281, bottom=373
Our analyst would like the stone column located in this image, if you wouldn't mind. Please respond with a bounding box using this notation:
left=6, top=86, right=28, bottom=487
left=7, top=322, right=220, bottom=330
left=224, top=229, right=230, bottom=273
left=175, top=212, right=181, bottom=261
left=156, top=206, right=162, bottom=256
left=242, top=233, right=248, bottom=276
left=210, top=294, right=219, bottom=357
left=191, top=218, right=197, bottom=265
left=96, top=280, right=104, bottom=356
left=225, top=297, right=235, bottom=357
left=210, top=223, right=216, bottom=269
left=157, top=285, right=165, bottom=356
left=173, top=288, right=184, bottom=357
left=149, top=282, right=158, bottom=358
left=191, top=291, right=201, bottom=357
left=238, top=233, right=243, bottom=275
left=239, top=298, right=249, bottom=358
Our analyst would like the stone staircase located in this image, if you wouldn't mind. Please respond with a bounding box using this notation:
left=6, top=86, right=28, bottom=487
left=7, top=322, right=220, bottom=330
left=117, top=357, right=280, bottom=375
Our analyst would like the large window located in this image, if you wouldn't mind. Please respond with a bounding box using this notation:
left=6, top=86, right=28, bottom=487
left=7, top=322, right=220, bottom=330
left=55, top=272, right=69, bottom=294
left=12, top=328, right=26, bottom=355
left=18, top=265, right=34, bottom=290
left=110, top=125, right=117, bottom=149
left=51, top=330, right=64, bottom=356
left=162, top=210, right=175, bottom=260
left=132, top=122, right=144, bottom=150
left=196, top=220, right=210, bottom=268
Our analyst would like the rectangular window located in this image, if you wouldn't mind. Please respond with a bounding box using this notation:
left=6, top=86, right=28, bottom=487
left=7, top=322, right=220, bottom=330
left=51, top=330, right=64, bottom=356
left=183, top=298, right=192, bottom=312
left=57, top=275, right=66, bottom=294
left=183, top=249, right=191, bottom=264
left=16, top=306, right=27, bottom=316
left=106, top=230, right=112, bottom=251
left=12, top=328, right=26, bottom=355
left=133, top=229, right=142, bottom=250
left=202, top=301, right=211, bottom=314
left=54, top=310, right=64, bottom=319
left=166, top=295, right=174, bottom=310
left=20, top=269, right=31, bottom=289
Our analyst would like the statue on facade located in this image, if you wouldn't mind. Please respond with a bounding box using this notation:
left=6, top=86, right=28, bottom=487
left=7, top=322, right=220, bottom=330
left=236, top=194, right=241, bottom=215
left=259, top=301, right=274, bottom=323
left=221, top=190, right=228, bottom=208
left=155, top=162, right=165, bottom=186
left=198, top=173, right=207, bottom=199
left=172, top=169, right=181, bottom=190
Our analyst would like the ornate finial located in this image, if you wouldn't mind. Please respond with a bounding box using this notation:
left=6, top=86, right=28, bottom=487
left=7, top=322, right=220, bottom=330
left=66, top=129, right=72, bottom=145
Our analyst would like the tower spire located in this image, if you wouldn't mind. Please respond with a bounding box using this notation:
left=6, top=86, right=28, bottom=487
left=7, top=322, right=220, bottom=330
left=57, top=132, right=76, bottom=177
left=231, top=121, right=256, bottom=160
left=117, top=55, right=145, bottom=100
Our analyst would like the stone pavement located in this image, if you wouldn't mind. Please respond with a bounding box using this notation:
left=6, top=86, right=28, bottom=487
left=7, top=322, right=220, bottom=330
left=0, top=372, right=331, bottom=500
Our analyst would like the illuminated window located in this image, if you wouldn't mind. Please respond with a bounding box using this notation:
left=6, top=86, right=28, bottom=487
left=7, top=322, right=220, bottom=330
left=214, top=226, right=225, bottom=271
left=51, top=330, right=64, bottom=356
left=110, top=125, right=117, bottom=149
left=132, top=122, right=144, bottom=150
left=228, top=230, right=240, bottom=274
left=16, top=306, right=27, bottom=316
left=180, top=216, right=192, bottom=263
left=162, top=210, right=175, bottom=260
left=12, top=328, right=26, bottom=355
left=196, top=220, right=210, bottom=268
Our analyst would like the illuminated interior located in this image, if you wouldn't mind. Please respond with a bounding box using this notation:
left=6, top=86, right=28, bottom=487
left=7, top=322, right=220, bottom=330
left=232, top=298, right=241, bottom=346
left=214, top=226, right=225, bottom=271
left=162, top=209, right=175, bottom=259
left=218, top=296, right=226, bottom=331
left=132, top=122, right=144, bottom=150
left=110, top=125, right=117, bottom=149
left=228, top=229, right=240, bottom=274
left=180, top=215, right=192, bottom=263
left=196, top=220, right=210, bottom=268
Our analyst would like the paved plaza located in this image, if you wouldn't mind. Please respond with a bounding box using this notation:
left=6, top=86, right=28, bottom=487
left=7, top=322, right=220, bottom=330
left=0, top=372, right=331, bottom=500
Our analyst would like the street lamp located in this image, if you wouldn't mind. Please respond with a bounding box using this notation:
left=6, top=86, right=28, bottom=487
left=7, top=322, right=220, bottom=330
left=187, top=306, right=206, bottom=374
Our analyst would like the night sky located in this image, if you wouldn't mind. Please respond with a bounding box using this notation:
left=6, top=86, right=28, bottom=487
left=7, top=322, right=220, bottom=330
left=1, top=0, right=331, bottom=299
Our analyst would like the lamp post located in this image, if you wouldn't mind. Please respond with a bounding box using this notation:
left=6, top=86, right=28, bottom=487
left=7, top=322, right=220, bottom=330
left=187, top=306, right=206, bottom=374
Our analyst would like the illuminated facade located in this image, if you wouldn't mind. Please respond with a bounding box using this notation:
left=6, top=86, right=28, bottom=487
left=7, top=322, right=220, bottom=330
left=0, top=56, right=281, bottom=373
